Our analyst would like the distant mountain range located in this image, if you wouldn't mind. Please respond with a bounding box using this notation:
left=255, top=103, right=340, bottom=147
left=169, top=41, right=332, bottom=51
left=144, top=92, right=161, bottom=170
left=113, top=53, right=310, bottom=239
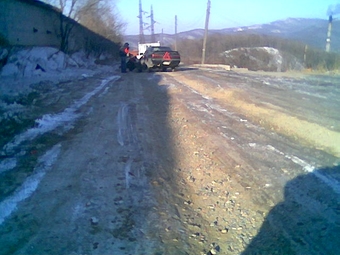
left=123, top=18, right=340, bottom=52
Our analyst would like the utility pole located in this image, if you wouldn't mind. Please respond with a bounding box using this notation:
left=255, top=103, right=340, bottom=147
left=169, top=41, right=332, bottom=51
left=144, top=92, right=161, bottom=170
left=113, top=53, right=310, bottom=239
left=150, top=5, right=156, bottom=42
left=162, top=28, right=164, bottom=45
left=303, top=45, right=308, bottom=67
left=175, top=15, right=178, bottom=50
left=326, top=15, right=332, bottom=52
left=138, top=0, right=145, bottom=43
left=201, top=0, right=211, bottom=64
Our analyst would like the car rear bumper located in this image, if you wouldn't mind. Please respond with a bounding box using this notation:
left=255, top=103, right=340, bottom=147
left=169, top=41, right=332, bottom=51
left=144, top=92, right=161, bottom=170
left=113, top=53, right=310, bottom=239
left=152, top=59, right=180, bottom=68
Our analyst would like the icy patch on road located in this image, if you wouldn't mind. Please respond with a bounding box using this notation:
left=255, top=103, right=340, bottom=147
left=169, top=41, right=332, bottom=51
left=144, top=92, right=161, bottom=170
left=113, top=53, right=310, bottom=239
left=266, top=144, right=340, bottom=195
left=99, top=86, right=110, bottom=97
left=313, top=170, right=340, bottom=195
left=116, top=101, right=138, bottom=147
left=3, top=76, right=119, bottom=154
left=187, top=102, right=210, bottom=114
left=296, top=90, right=327, bottom=99
left=71, top=201, right=86, bottom=223
left=287, top=155, right=315, bottom=173
left=0, top=144, right=61, bottom=225
left=0, top=158, right=17, bottom=174
left=147, top=74, right=159, bottom=81
left=4, top=110, right=79, bottom=153
left=117, top=102, right=129, bottom=146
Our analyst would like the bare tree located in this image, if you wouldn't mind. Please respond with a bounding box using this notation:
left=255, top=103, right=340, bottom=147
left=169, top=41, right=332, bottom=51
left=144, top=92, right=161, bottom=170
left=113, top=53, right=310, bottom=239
left=58, top=2, right=74, bottom=52
left=44, top=0, right=81, bottom=19
left=78, top=0, right=124, bottom=43
left=42, top=0, right=124, bottom=51
left=41, top=0, right=82, bottom=52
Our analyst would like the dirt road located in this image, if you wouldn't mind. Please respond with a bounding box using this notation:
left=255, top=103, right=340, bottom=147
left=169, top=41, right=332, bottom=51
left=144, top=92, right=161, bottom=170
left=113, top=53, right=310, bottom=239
left=0, top=66, right=339, bottom=254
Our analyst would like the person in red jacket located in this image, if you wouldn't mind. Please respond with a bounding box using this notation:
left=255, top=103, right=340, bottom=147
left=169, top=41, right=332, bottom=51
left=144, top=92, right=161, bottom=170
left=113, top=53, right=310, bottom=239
left=119, top=42, right=129, bottom=73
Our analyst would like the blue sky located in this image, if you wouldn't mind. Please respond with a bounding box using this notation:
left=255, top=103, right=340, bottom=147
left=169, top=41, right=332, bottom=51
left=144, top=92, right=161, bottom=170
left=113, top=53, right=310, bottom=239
left=115, top=0, right=340, bottom=35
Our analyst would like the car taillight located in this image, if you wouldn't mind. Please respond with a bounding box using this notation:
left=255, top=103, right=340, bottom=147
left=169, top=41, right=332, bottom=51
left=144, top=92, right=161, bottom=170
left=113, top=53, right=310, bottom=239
left=152, top=53, right=162, bottom=58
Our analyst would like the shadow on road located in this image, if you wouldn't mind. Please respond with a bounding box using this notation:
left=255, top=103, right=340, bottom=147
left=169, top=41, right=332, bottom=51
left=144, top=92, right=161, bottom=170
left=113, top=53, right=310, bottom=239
left=175, top=66, right=200, bottom=72
left=0, top=71, right=192, bottom=254
left=143, top=66, right=199, bottom=73
left=134, top=72, right=200, bottom=252
left=241, top=165, right=340, bottom=255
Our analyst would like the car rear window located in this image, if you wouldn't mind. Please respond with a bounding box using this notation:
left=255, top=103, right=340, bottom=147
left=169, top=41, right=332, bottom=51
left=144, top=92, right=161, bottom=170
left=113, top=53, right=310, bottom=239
left=153, top=47, right=172, bottom=51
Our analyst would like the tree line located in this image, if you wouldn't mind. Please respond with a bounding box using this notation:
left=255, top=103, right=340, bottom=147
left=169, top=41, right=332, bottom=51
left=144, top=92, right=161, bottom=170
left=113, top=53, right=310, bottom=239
left=177, top=33, right=340, bottom=71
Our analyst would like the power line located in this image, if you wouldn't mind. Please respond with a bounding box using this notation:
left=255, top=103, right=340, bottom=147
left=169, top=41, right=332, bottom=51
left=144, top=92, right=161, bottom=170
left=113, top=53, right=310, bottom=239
left=145, top=5, right=157, bottom=41
left=175, top=15, right=178, bottom=50
left=138, top=0, right=145, bottom=43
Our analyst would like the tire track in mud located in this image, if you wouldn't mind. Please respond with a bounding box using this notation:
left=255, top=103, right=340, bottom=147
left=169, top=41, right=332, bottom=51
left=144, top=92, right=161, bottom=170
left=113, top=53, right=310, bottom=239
left=0, top=75, right=120, bottom=223
left=132, top=73, right=210, bottom=254
left=159, top=69, right=340, bottom=254
left=1, top=68, right=339, bottom=254
left=166, top=71, right=340, bottom=158
left=161, top=73, right=294, bottom=204
left=156, top=74, right=270, bottom=253
left=167, top=70, right=340, bottom=195
left=165, top=70, right=340, bottom=190
left=0, top=73, right=165, bottom=255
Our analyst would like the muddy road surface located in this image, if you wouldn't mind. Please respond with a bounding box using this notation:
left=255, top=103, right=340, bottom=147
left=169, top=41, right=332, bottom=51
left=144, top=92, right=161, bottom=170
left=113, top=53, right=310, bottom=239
left=0, top=65, right=340, bottom=254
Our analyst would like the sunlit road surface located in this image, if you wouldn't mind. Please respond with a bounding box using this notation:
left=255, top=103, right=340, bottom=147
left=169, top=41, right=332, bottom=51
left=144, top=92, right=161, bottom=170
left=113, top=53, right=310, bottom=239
left=0, top=66, right=339, bottom=254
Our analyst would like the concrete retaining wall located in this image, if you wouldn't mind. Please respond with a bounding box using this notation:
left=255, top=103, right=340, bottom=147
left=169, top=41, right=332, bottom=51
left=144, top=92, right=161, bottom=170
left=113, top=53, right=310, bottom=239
left=0, top=0, right=119, bottom=55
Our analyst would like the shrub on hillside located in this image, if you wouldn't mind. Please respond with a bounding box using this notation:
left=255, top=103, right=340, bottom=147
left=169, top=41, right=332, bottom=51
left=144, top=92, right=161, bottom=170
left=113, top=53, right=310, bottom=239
left=177, top=34, right=340, bottom=71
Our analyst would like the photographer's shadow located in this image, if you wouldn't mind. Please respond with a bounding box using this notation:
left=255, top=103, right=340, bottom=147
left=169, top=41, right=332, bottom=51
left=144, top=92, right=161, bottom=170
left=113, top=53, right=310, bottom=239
left=242, top=165, right=340, bottom=255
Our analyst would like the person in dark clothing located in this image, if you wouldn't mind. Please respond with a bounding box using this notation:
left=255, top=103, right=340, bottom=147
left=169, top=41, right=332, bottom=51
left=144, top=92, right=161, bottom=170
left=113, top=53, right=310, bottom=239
left=119, top=42, right=129, bottom=73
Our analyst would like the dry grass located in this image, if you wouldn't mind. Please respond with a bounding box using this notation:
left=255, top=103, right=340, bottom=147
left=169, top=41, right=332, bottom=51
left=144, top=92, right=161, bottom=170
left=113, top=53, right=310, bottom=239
left=169, top=73, right=340, bottom=157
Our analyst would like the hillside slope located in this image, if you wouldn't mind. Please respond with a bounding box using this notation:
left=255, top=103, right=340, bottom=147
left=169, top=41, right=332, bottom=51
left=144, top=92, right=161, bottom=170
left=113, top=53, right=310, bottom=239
left=124, top=18, right=340, bottom=52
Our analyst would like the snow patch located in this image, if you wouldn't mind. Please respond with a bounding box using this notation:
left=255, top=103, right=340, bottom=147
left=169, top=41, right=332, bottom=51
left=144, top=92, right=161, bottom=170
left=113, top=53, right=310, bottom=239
left=0, top=144, right=61, bottom=225
left=0, top=47, right=99, bottom=78
left=0, top=158, right=17, bottom=174
left=223, top=47, right=303, bottom=72
left=248, top=25, right=262, bottom=30
left=0, top=47, right=115, bottom=99
left=3, top=76, right=119, bottom=154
